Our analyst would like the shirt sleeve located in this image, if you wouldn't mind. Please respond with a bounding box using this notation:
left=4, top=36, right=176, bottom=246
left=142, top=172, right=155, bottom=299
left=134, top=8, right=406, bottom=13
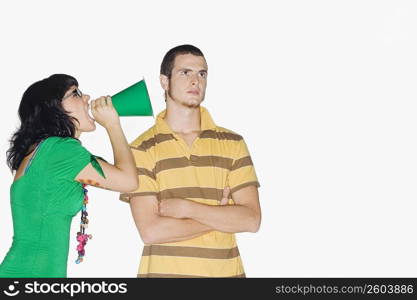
left=119, top=146, right=158, bottom=203
left=48, top=137, right=102, bottom=181
left=228, top=138, right=260, bottom=194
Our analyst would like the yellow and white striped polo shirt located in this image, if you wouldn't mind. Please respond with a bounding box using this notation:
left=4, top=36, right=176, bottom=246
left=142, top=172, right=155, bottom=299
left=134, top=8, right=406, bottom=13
left=120, top=106, right=259, bottom=278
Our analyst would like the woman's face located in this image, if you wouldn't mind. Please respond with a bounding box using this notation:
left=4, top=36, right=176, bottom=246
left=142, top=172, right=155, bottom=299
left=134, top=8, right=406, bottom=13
left=62, top=85, right=95, bottom=135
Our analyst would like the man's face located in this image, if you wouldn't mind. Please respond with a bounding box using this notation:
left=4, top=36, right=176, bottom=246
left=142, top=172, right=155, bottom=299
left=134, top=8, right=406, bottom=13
left=162, top=53, right=208, bottom=108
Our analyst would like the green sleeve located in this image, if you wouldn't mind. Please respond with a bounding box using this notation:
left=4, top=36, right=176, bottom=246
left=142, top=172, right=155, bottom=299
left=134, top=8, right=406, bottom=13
left=49, top=137, right=106, bottom=181
left=90, top=155, right=106, bottom=179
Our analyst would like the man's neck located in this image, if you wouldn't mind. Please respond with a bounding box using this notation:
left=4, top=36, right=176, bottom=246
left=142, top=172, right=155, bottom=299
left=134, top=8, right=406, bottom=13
left=164, top=101, right=201, bottom=134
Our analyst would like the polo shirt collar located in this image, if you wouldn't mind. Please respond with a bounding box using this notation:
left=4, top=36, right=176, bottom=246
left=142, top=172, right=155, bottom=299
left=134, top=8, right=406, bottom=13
left=155, top=106, right=216, bottom=134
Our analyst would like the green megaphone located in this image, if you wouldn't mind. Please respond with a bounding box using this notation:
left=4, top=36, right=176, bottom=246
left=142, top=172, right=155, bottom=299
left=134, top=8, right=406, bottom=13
left=111, top=79, right=153, bottom=116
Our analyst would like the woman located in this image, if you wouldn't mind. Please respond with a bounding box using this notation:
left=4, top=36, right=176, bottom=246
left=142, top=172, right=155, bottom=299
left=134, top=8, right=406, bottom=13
left=0, top=74, right=138, bottom=277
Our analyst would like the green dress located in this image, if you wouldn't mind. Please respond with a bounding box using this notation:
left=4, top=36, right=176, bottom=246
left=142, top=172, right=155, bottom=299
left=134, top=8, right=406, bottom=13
left=0, top=137, right=103, bottom=278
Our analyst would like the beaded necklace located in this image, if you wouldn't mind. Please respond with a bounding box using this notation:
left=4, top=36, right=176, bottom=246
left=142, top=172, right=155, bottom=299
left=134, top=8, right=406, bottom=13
left=75, top=184, right=92, bottom=264
left=74, top=154, right=106, bottom=264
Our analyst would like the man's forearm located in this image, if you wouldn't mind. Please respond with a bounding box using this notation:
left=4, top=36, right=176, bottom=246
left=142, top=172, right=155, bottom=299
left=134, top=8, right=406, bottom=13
left=184, top=202, right=260, bottom=233
left=142, top=216, right=212, bottom=244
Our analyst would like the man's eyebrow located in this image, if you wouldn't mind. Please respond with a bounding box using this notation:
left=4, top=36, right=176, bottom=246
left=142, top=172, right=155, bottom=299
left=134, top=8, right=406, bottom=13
left=177, top=68, right=193, bottom=72
left=177, top=68, right=207, bottom=72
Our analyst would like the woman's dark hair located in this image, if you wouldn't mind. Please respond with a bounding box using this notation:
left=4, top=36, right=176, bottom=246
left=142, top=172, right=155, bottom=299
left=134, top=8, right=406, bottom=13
left=160, top=44, right=205, bottom=78
left=7, top=74, right=79, bottom=171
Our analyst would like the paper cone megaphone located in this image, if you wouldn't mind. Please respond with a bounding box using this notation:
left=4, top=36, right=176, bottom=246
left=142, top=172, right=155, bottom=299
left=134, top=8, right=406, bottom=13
left=111, top=79, right=153, bottom=116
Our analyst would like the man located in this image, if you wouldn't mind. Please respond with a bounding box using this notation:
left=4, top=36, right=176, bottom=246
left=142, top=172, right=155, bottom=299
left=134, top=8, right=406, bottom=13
left=120, top=45, right=261, bottom=278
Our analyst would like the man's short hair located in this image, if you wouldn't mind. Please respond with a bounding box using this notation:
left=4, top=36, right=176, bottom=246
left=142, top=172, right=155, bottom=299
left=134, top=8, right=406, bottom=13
left=160, top=44, right=205, bottom=78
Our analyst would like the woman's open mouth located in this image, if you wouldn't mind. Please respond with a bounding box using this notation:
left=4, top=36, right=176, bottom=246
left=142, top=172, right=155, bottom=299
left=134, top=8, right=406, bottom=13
left=86, top=105, right=95, bottom=122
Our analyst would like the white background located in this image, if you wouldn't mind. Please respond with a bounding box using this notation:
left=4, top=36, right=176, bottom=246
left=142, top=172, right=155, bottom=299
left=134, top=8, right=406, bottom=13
left=0, top=0, right=416, bottom=277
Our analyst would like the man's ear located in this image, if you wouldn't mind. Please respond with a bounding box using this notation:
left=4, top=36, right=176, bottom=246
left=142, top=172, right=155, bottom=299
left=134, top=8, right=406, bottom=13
left=160, top=74, right=169, bottom=92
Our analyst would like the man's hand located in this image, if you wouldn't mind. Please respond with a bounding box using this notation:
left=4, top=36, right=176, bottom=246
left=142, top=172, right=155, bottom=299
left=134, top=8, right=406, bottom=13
left=158, top=186, right=231, bottom=218
left=219, top=186, right=231, bottom=205
left=158, top=198, right=190, bottom=219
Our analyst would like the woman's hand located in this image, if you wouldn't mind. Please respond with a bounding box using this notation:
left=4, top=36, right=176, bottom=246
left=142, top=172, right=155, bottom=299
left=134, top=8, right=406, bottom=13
left=76, top=96, right=137, bottom=193
left=90, top=96, right=120, bottom=129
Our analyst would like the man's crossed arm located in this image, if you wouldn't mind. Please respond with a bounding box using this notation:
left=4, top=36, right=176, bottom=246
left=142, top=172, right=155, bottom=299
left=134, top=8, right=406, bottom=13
left=129, top=185, right=261, bottom=245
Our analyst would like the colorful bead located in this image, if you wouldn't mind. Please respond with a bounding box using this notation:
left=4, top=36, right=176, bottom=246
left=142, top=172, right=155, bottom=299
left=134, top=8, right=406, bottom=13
left=74, top=183, right=92, bottom=264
